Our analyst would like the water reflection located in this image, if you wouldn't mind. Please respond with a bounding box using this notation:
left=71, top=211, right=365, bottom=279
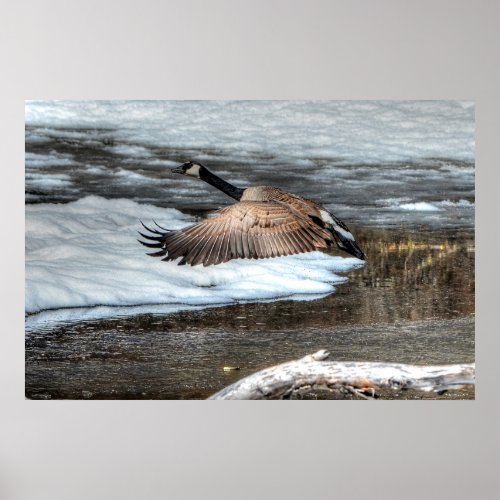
left=171, top=227, right=475, bottom=332
left=339, top=227, right=475, bottom=324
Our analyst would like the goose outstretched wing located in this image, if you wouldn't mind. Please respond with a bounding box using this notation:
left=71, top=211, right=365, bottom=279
left=138, top=201, right=333, bottom=266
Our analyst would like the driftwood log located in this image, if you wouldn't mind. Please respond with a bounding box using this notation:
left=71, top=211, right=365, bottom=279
left=208, top=350, right=475, bottom=400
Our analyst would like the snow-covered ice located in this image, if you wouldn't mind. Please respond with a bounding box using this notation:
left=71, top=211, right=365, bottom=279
left=25, top=152, right=79, bottom=168
left=395, top=199, right=476, bottom=211
left=107, top=144, right=153, bottom=157
left=25, top=196, right=363, bottom=319
left=25, top=100, right=474, bottom=165
left=398, top=202, right=442, bottom=212
left=25, top=100, right=475, bottom=230
left=381, top=198, right=475, bottom=212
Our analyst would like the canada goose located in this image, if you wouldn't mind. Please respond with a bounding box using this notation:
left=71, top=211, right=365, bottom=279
left=139, top=161, right=366, bottom=266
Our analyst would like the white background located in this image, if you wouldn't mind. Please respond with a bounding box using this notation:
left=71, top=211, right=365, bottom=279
left=1, top=1, right=498, bottom=499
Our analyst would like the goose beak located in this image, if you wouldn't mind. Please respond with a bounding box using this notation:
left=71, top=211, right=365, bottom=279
left=171, top=165, right=186, bottom=174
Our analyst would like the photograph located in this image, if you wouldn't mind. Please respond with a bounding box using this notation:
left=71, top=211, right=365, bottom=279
left=25, top=100, right=475, bottom=399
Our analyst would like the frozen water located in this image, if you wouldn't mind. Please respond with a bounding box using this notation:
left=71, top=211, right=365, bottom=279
left=25, top=152, right=78, bottom=168
left=26, top=100, right=474, bottom=164
left=107, top=144, right=153, bottom=157
left=398, top=202, right=441, bottom=212
left=25, top=101, right=475, bottom=229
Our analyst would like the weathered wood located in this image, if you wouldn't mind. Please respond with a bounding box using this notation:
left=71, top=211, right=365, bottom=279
left=208, top=350, right=475, bottom=400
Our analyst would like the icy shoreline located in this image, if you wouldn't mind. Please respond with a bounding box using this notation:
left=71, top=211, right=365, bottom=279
left=25, top=196, right=364, bottom=322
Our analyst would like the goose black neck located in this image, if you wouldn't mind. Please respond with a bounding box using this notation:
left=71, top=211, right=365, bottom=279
left=199, top=167, right=244, bottom=201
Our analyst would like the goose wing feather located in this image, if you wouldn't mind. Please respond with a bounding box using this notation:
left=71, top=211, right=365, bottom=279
left=140, top=201, right=332, bottom=266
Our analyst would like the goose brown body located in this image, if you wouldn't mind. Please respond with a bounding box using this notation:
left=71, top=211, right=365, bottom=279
left=139, top=162, right=366, bottom=266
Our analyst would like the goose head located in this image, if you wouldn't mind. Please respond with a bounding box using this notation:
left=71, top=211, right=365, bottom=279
left=171, top=161, right=205, bottom=178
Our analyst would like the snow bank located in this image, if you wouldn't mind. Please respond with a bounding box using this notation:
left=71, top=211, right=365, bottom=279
left=398, top=202, right=442, bottom=212
left=437, top=199, right=475, bottom=208
left=25, top=197, right=363, bottom=317
left=383, top=199, right=475, bottom=212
